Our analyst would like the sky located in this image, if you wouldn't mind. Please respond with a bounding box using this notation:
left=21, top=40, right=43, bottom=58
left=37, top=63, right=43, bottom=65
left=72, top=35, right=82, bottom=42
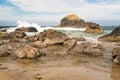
left=0, top=0, right=120, bottom=26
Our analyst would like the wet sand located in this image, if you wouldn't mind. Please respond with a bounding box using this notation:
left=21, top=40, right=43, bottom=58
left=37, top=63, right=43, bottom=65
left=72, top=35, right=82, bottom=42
left=0, top=42, right=120, bottom=80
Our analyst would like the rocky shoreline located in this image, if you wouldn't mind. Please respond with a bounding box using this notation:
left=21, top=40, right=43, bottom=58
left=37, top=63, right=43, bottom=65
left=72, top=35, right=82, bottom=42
left=0, top=14, right=120, bottom=80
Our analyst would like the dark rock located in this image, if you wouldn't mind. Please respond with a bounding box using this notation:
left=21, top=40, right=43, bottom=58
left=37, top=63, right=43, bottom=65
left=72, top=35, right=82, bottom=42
left=15, top=27, right=38, bottom=32
left=98, top=26, right=120, bottom=42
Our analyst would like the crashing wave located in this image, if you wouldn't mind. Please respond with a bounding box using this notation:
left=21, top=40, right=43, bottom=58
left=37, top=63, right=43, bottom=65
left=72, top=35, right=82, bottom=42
left=6, top=20, right=86, bottom=33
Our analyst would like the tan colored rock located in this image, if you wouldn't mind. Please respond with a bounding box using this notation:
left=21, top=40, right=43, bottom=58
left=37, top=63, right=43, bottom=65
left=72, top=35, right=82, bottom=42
left=0, top=42, right=23, bottom=57
left=112, top=47, right=120, bottom=64
left=84, top=22, right=104, bottom=34
left=40, top=29, right=68, bottom=45
left=25, top=35, right=39, bottom=41
left=83, top=48, right=103, bottom=56
left=14, top=44, right=40, bottom=58
left=98, top=26, right=120, bottom=42
left=59, top=14, right=85, bottom=28
left=0, top=32, right=8, bottom=39
left=70, top=42, right=105, bottom=56
left=0, top=42, right=41, bottom=58
left=63, top=38, right=76, bottom=49
left=32, top=41, right=46, bottom=48
left=53, top=49, right=68, bottom=56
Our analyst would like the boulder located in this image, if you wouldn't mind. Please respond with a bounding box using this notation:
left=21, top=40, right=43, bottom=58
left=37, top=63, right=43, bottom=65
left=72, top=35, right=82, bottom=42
left=14, top=44, right=40, bottom=58
left=70, top=42, right=105, bottom=56
left=58, top=14, right=104, bottom=33
left=84, top=22, right=104, bottom=34
left=15, top=27, right=38, bottom=32
left=0, top=45, right=11, bottom=57
left=0, top=42, right=22, bottom=57
left=53, top=49, right=68, bottom=56
left=7, top=31, right=26, bottom=39
left=112, top=47, right=120, bottom=64
left=59, top=14, right=85, bottom=28
left=98, top=26, right=120, bottom=42
left=0, top=42, right=41, bottom=58
left=39, top=29, right=69, bottom=45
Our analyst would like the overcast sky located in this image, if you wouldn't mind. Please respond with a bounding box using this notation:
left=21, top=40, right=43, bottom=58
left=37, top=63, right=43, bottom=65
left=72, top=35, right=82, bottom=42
left=0, top=0, right=120, bottom=26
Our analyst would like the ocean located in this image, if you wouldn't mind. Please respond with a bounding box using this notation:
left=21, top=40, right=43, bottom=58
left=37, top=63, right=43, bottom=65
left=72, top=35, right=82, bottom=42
left=0, top=25, right=117, bottom=42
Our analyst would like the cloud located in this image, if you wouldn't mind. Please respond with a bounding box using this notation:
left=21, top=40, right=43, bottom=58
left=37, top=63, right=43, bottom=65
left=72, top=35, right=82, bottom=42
left=0, top=0, right=120, bottom=26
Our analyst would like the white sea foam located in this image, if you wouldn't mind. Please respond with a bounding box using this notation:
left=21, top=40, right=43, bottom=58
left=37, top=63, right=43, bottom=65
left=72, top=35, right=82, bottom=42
left=6, top=21, right=86, bottom=33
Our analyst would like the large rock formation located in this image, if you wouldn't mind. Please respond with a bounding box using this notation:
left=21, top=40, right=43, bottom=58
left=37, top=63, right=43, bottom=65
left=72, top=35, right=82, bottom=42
left=98, top=26, right=120, bottom=42
left=15, top=27, right=38, bottom=32
left=59, top=14, right=85, bottom=28
left=59, top=14, right=104, bottom=34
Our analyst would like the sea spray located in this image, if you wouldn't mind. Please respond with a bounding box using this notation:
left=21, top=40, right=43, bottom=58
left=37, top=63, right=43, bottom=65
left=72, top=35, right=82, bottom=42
left=6, top=21, right=86, bottom=33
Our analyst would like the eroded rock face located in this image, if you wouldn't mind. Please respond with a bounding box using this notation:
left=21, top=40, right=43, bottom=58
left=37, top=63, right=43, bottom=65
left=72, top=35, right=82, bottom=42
left=84, top=22, right=104, bottom=34
left=70, top=42, right=105, bottom=56
left=112, top=47, right=120, bottom=64
left=14, top=44, right=40, bottom=58
left=38, top=29, right=69, bottom=45
left=15, top=27, right=38, bottom=32
left=0, top=42, right=41, bottom=58
left=98, top=26, right=120, bottom=42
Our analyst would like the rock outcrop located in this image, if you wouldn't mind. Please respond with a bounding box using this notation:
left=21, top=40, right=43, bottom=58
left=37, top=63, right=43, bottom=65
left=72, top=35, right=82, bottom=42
left=59, top=14, right=104, bottom=34
left=14, top=44, right=40, bottom=58
left=59, top=14, right=85, bottom=28
left=84, top=22, right=104, bottom=34
left=26, top=29, right=69, bottom=45
left=70, top=42, right=105, bottom=56
left=98, top=26, right=120, bottom=42
left=0, top=32, right=8, bottom=39
left=15, top=27, right=38, bottom=32
left=0, top=42, right=41, bottom=58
